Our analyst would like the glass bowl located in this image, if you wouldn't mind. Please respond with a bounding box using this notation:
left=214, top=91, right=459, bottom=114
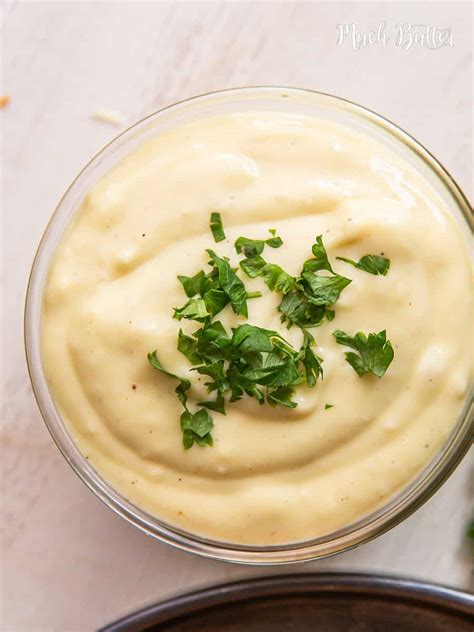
left=25, top=87, right=473, bottom=564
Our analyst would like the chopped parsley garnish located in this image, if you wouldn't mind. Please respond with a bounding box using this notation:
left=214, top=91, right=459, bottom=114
left=298, top=330, right=323, bottom=387
left=239, top=235, right=352, bottom=329
left=148, top=213, right=394, bottom=449
left=234, top=231, right=283, bottom=257
left=175, top=267, right=230, bottom=320
left=206, top=249, right=248, bottom=317
left=210, top=212, right=226, bottom=242
left=177, top=270, right=208, bottom=298
left=177, top=329, right=201, bottom=365
left=174, top=248, right=250, bottom=321
left=180, top=409, right=214, bottom=449
left=194, top=323, right=314, bottom=403
left=173, top=297, right=210, bottom=322
left=150, top=322, right=324, bottom=447
left=333, top=329, right=394, bottom=378
left=203, top=288, right=230, bottom=317
left=260, top=264, right=293, bottom=294
left=239, top=255, right=266, bottom=278
left=336, top=254, right=390, bottom=276
left=300, top=271, right=352, bottom=305
left=198, top=392, right=226, bottom=415
left=267, top=385, right=297, bottom=408
left=325, top=404, right=334, bottom=410
left=148, top=351, right=214, bottom=449
left=303, top=234, right=335, bottom=273
left=246, top=290, right=262, bottom=299
left=147, top=351, right=190, bottom=409
left=279, top=289, right=326, bottom=328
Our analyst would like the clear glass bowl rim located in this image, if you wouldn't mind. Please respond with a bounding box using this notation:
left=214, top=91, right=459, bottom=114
left=24, top=86, right=473, bottom=565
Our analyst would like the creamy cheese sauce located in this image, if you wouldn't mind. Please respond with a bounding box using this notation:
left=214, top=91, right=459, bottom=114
left=42, top=113, right=472, bottom=544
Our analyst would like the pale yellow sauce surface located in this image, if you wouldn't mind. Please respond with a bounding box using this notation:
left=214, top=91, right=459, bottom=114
left=42, top=113, right=472, bottom=544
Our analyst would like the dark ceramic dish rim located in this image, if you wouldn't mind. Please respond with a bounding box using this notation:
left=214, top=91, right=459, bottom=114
left=99, top=572, right=474, bottom=631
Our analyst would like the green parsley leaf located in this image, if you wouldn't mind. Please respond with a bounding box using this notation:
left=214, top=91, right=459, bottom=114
left=207, top=249, right=248, bottom=317
left=333, top=329, right=394, bottom=378
left=235, top=237, right=265, bottom=257
left=194, top=321, right=231, bottom=363
left=279, top=289, right=326, bottom=328
left=244, top=236, right=349, bottom=328
left=267, top=386, right=298, bottom=408
left=177, top=270, right=209, bottom=298
left=244, top=360, right=301, bottom=388
left=198, top=392, right=226, bottom=415
left=210, top=212, right=226, bottom=243
left=260, top=264, right=294, bottom=294
left=240, top=255, right=266, bottom=278
left=302, top=235, right=335, bottom=273
left=173, top=297, right=210, bottom=321
left=190, top=408, right=214, bottom=436
left=240, top=253, right=294, bottom=294
left=180, top=409, right=214, bottom=449
left=298, top=330, right=323, bottom=387
left=192, top=362, right=227, bottom=395
left=336, top=254, right=390, bottom=276
left=226, top=367, right=265, bottom=404
left=301, top=272, right=352, bottom=305
left=325, top=404, right=334, bottom=410
left=203, top=287, right=230, bottom=317
left=266, top=235, right=283, bottom=249
left=235, top=234, right=283, bottom=257
left=147, top=351, right=191, bottom=408
left=182, top=428, right=195, bottom=450
left=177, top=329, right=201, bottom=364
left=232, top=324, right=280, bottom=354
left=269, top=235, right=352, bottom=326
left=240, top=255, right=295, bottom=294
left=195, top=433, right=213, bottom=447
left=196, top=433, right=214, bottom=447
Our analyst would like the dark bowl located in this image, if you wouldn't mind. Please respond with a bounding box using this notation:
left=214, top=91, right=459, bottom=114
left=100, top=572, right=474, bottom=632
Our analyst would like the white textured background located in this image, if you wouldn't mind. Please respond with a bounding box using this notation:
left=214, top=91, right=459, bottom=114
left=1, top=2, right=472, bottom=630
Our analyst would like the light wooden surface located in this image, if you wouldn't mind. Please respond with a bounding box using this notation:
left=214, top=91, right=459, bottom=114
left=1, top=2, right=472, bottom=630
